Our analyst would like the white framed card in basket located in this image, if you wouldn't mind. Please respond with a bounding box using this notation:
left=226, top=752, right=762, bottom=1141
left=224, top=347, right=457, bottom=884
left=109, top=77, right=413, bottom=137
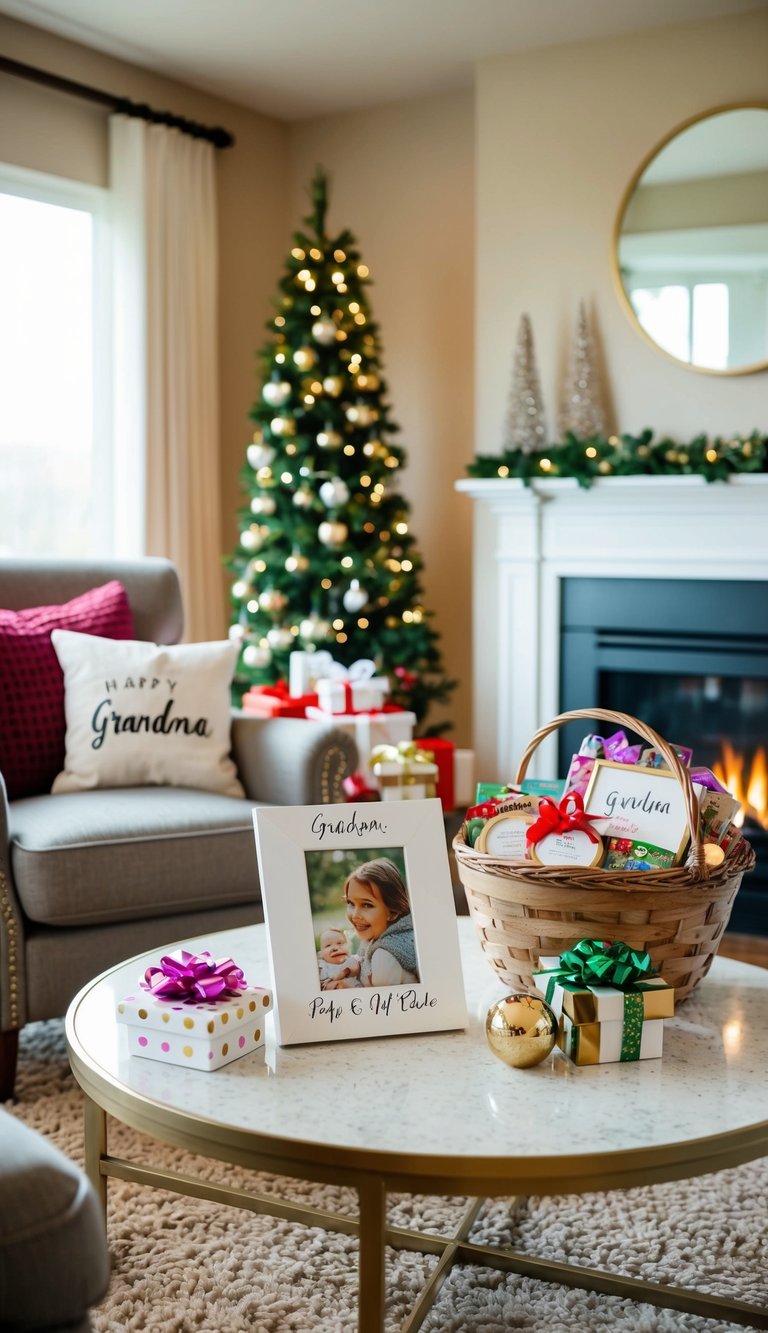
left=253, top=798, right=468, bottom=1046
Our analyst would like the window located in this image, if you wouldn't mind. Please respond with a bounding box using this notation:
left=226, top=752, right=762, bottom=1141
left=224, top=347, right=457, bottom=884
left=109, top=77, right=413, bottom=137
left=628, top=279, right=729, bottom=370
left=0, top=164, right=112, bottom=556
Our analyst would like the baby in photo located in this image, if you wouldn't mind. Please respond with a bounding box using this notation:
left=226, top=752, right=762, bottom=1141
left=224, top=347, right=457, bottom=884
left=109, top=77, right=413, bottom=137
left=316, top=927, right=361, bottom=990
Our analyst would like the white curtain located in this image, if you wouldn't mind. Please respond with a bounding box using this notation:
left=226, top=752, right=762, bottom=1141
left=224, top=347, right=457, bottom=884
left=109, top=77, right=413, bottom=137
left=109, top=114, right=224, bottom=643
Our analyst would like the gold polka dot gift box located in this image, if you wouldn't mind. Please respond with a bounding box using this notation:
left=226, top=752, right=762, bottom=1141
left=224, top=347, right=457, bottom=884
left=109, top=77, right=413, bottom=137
left=116, top=948, right=273, bottom=1071
left=532, top=940, right=675, bottom=1067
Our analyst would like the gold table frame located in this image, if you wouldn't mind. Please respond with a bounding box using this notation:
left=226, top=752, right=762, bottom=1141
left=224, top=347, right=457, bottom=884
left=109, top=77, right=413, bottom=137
left=68, top=1057, right=768, bottom=1332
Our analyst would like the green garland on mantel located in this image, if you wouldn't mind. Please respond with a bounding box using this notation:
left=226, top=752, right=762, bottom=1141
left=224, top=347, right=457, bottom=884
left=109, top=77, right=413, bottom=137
left=467, top=429, right=768, bottom=489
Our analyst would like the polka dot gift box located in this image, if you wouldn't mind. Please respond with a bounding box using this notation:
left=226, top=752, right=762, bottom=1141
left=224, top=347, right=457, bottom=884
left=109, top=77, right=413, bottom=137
left=116, top=948, right=273, bottom=1071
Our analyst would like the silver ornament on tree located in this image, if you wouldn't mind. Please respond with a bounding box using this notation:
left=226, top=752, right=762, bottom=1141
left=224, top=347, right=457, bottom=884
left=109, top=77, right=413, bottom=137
left=250, top=495, right=276, bottom=516
left=504, top=313, right=547, bottom=454
left=342, top=579, right=368, bottom=614
left=259, top=588, right=288, bottom=614
left=299, top=613, right=332, bottom=642
left=247, top=442, right=276, bottom=470
left=319, top=477, right=350, bottom=508
left=292, top=487, right=314, bottom=509
left=242, top=641, right=272, bottom=668
left=312, top=317, right=337, bottom=346
left=318, top=520, right=348, bottom=547
left=558, top=301, right=607, bottom=441
left=262, top=379, right=291, bottom=408
left=266, top=626, right=295, bottom=652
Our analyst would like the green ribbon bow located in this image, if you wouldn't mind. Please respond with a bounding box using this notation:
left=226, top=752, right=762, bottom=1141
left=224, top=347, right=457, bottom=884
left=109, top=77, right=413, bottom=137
left=554, top=939, right=658, bottom=992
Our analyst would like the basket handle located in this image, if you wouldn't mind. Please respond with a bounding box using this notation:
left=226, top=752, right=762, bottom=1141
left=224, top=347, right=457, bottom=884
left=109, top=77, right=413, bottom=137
left=514, top=708, right=706, bottom=877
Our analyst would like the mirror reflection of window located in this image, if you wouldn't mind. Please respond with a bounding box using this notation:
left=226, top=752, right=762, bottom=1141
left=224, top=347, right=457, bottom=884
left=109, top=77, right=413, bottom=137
left=614, top=106, right=768, bottom=374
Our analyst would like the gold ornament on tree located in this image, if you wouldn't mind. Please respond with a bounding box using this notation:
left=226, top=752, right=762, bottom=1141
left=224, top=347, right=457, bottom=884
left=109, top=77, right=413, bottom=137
left=504, top=313, right=547, bottom=454
left=559, top=301, right=607, bottom=440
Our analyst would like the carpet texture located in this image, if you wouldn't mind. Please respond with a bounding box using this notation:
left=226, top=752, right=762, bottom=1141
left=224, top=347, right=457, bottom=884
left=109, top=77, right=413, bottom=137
left=8, top=1020, right=768, bottom=1333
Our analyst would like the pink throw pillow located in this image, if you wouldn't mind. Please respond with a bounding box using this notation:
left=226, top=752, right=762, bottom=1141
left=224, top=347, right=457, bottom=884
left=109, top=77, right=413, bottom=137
left=0, top=580, right=135, bottom=800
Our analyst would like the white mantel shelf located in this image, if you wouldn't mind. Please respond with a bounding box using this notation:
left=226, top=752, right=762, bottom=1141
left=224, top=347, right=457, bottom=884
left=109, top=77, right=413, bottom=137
left=454, top=474, right=768, bottom=782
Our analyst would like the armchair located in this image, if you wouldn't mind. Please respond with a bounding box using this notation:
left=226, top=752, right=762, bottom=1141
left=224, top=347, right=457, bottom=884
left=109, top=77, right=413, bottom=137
left=0, top=557, right=357, bottom=1098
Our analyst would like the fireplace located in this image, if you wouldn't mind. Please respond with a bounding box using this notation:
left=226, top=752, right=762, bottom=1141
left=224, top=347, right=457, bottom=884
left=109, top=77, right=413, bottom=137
left=455, top=473, right=768, bottom=935
left=559, top=576, right=768, bottom=933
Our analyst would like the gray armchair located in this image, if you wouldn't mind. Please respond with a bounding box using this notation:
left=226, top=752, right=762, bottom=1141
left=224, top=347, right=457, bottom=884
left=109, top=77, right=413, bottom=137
left=0, top=557, right=357, bottom=1099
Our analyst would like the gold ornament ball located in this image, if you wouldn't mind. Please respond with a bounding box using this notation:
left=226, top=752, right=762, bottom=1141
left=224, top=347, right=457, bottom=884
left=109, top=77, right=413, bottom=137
left=293, top=346, right=316, bottom=371
left=323, top=375, right=344, bottom=397
left=485, top=994, right=557, bottom=1069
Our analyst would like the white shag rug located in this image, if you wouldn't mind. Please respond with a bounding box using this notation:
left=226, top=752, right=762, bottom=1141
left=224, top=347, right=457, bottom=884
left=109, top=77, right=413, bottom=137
left=8, top=1020, right=768, bottom=1333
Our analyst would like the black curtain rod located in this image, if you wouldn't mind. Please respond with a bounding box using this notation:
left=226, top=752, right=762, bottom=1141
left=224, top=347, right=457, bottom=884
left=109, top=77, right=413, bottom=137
left=0, top=54, right=235, bottom=148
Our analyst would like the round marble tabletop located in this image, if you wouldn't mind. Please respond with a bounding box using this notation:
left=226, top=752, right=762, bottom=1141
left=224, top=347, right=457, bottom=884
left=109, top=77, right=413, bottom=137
left=66, top=918, right=768, bottom=1196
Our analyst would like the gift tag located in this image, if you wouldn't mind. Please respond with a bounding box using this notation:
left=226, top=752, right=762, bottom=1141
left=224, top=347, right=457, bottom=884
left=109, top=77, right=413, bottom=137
left=475, top=811, right=534, bottom=858
left=530, top=828, right=604, bottom=867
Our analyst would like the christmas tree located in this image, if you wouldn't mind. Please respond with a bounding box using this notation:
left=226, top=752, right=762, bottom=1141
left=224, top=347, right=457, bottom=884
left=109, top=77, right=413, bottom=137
left=227, top=169, right=454, bottom=729
left=558, top=301, right=607, bottom=440
left=503, top=313, right=547, bottom=453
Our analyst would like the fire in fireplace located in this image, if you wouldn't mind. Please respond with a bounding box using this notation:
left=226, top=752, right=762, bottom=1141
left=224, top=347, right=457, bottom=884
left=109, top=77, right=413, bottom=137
left=714, top=743, right=768, bottom=830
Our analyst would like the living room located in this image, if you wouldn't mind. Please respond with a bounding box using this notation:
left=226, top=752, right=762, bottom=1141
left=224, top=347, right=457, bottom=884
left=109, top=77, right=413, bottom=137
left=1, top=1, right=767, bottom=1329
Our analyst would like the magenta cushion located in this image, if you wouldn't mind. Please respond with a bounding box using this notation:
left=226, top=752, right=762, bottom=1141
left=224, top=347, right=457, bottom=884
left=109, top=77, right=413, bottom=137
left=0, top=581, right=135, bottom=800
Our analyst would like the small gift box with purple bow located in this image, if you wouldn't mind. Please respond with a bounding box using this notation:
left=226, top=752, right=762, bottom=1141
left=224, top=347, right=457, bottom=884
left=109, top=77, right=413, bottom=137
left=116, top=949, right=273, bottom=1071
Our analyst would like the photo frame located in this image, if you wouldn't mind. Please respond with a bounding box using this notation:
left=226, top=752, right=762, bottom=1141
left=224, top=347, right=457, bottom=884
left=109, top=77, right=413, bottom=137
left=583, top=760, right=705, bottom=863
left=253, top=798, right=468, bottom=1045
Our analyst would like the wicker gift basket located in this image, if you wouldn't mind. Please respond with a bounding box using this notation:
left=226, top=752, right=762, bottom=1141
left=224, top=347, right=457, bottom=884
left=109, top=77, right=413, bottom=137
left=453, top=708, right=755, bottom=1001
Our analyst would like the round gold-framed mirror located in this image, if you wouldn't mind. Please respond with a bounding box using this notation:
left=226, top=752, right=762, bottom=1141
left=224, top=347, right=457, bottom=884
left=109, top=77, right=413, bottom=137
left=612, top=102, right=768, bottom=376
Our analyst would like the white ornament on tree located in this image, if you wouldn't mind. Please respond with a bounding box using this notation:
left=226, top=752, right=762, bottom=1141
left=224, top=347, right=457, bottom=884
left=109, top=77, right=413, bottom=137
left=293, top=346, right=316, bottom=371
left=262, top=380, right=291, bottom=407
left=242, top=642, right=272, bottom=668
left=247, top=442, right=275, bottom=470
left=270, top=415, right=296, bottom=437
left=292, top=487, right=313, bottom=509
left=250, top=495, right=276, bottom=516
left=228, top=624, right=245, bottom=643
left=300, top=614, right=332, bottom=642
left=266, top=626, right=295, bottom=651
left=259, top=588, right=288, bottom=614
left=317, top=427, right=343, bottom=449
left=318, top=520, right=349, bottom=547
left=311, top=317, right=337, bottom=345
left=342, top=579, right=368, bottom=613
left=319, top=477, right=350, bottom=508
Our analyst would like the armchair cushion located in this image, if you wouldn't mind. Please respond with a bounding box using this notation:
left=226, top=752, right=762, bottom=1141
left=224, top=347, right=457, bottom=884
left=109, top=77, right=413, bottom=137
left=0, top=580, right=135, bottom=801
left=10, top=788, right=258, bottom=927
left=51, top=632, right=244, bottom=798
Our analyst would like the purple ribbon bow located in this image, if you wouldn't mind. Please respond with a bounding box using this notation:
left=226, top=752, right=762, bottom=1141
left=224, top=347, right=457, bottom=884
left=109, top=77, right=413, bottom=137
left=142, top=950, right=247, bottom=1002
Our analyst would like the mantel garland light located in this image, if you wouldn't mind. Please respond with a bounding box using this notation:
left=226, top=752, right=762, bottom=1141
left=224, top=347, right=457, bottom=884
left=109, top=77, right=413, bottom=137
left=468, top=429, right=768, bottom=489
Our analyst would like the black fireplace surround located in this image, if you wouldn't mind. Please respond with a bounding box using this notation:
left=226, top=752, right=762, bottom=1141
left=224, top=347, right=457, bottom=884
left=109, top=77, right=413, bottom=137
left=559, top=577, right=768, bottom=935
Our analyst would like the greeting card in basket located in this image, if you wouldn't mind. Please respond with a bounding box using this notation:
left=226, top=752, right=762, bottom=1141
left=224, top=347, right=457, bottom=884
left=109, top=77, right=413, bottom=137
left=583, top=760, right=706, bottom=865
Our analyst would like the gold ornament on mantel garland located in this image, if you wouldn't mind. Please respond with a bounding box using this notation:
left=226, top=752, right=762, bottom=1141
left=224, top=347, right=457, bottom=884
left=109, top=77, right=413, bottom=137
left=468, top=428, right=768, bottom=489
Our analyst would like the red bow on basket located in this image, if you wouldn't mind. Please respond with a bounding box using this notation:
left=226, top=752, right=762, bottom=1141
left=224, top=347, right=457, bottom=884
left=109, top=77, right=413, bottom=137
left=526, top=792, right=604, bottom=848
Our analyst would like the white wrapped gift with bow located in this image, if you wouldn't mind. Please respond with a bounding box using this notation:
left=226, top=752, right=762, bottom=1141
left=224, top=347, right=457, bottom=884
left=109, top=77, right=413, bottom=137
left=314, top=657, right=390, bottom=713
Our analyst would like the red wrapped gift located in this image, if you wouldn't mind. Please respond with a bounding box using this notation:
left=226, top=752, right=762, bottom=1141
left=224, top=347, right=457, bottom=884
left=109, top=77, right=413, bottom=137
left=414, top=737, right=455, bottom=810
left=242, top=682, right=318, bottom=718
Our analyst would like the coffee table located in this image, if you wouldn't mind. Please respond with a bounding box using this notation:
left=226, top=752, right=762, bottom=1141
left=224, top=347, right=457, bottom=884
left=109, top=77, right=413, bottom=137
left=66, top=918, right=768, bottom=1332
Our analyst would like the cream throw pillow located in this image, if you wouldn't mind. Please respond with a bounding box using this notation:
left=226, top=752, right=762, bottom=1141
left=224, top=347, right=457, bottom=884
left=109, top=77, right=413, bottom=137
left=51, top=631, right=244, bottom=797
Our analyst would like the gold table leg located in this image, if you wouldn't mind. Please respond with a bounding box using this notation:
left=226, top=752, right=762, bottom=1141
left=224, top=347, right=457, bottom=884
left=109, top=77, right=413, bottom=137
left=83, top=1093, right=108, bottom=1222
left=358, top=1176, right=387, bottom=1332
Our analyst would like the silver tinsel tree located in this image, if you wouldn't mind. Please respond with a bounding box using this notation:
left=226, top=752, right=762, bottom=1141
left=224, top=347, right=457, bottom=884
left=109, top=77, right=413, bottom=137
left=559, top=301, right=606, bottom=440
left=504, top=313, right=547, bottom=453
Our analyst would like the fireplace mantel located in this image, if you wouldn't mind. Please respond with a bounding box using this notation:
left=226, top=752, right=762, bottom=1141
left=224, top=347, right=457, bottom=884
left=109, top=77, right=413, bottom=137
left=455, top=474, right=768, bottom=782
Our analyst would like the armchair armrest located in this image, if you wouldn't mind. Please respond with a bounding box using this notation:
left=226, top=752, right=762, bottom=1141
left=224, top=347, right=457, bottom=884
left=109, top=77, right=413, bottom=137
left=0, top=773, right=27, bottom=1031
left=230, top=713, right=358, bottom=805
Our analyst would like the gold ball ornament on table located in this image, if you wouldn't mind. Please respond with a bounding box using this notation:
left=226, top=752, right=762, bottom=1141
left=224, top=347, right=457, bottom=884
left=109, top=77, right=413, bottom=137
left=485, top=994, right=558, bottom=1069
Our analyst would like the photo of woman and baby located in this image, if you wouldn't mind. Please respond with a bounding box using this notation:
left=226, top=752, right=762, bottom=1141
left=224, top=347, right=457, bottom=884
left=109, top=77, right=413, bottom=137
left=306, top=849, right=421, bottom=990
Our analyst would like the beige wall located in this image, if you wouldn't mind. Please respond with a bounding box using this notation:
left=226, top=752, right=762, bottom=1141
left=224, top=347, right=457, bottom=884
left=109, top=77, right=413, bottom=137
left=0, top=15, right=290, bottom=626
left=476, top=9, right=768, bottom=450
left=289, top=92, right=476, bottom=743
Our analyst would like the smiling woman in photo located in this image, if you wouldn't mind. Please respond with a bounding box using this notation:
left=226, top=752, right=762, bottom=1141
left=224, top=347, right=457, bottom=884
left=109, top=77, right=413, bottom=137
left=338, top=858, right=420, bottom=987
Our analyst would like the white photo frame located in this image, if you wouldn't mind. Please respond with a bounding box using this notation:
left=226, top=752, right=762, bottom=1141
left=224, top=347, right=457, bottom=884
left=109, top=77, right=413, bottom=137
left=253, top=798, right=468, bottom=1045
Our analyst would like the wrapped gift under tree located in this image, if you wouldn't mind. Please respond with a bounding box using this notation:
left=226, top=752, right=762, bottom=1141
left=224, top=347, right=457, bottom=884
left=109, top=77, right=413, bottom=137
left=371, top=741, right=438, bottom=801
left=532, top=939, right=675, bottom=1066
left=116, top=949, right=273, bottom=1071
